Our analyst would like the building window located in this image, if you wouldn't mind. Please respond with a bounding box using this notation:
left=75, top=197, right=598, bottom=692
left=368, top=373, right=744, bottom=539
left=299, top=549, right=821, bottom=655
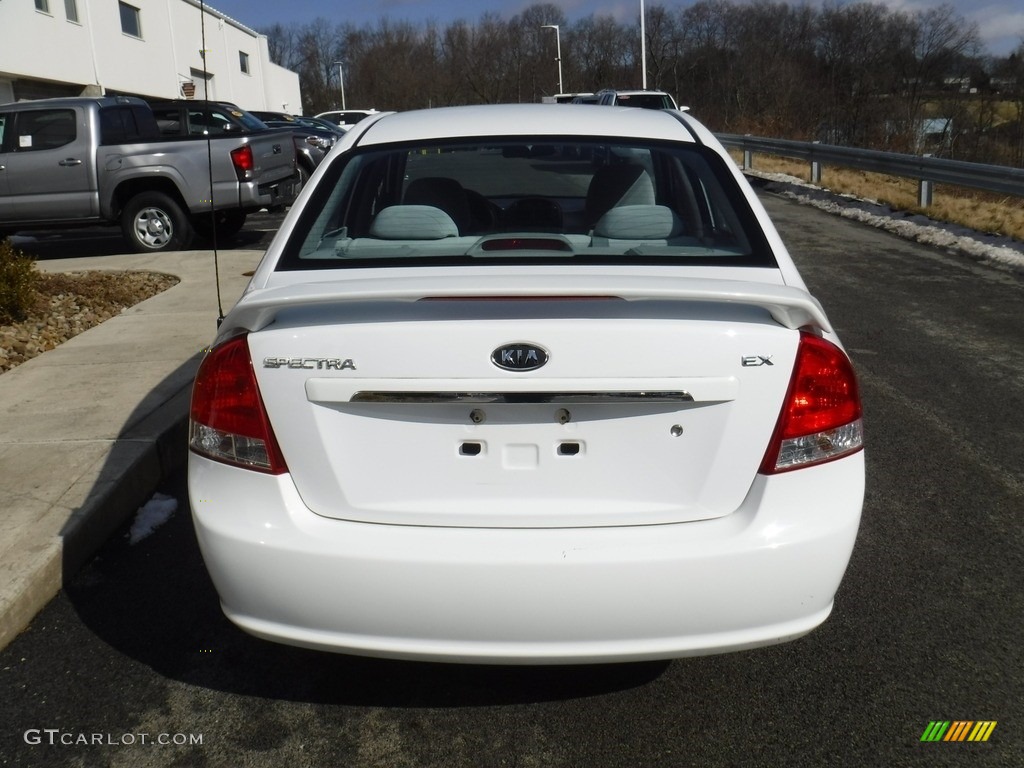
left=239, top=51, right=250, bottom=74
left=119, top=2, right=142, bottom=38
left=64, top=0, right=79, bottom=23
left=35, top=0, right=51, bottom=13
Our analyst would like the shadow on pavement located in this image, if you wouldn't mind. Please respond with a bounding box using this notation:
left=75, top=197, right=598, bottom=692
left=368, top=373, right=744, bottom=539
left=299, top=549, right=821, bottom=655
left=66, top=470, right=669, bottom=707
left=8, top=214, right=669, bottom=707
left=9, top=225, right=270, bottom=261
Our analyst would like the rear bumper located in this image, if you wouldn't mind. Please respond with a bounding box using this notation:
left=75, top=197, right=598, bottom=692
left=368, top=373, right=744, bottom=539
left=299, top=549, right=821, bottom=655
left=189, top=451, right=863, bottom=664
left=241, top=172, right=299, bottom=211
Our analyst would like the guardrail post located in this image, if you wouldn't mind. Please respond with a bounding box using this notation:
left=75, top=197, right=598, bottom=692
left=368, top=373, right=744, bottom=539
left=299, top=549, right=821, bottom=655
left=810, top=141, right=822, bottom=184
left=918, top=155, right=934, bottom=207
left=918, top=178, right=934, bottom=207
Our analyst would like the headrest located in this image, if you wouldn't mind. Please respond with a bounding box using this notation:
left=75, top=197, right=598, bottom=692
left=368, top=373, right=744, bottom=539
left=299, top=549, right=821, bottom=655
left=403, top=177, right=471, bottom=232
left=593, top=205, right=685, bottom=240
left=585, top=164, right=656, bottom=224
left=369, top=205, right=460, bottom=240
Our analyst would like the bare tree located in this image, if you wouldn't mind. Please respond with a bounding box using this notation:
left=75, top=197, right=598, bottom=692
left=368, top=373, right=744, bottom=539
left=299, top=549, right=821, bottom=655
left=250, top=1, right=1016, bottom=167
left=726, top=1, right=819, bottom=136
left=353, top=19, right=440, bottom=110
left=263, top=23, right=301, bottom=72
left=994, top=44, right=1024, bottom=166
left=817, top=2, right=899, bottom=147
left=644, top=4, right=682, bottom=94
left=567, top=15, right=633, bottom=94
left=514, top=4, right=568, bottom=99
left=890, top=4, right=981, bottom=154
left=674, top=0, right=742, bottom=127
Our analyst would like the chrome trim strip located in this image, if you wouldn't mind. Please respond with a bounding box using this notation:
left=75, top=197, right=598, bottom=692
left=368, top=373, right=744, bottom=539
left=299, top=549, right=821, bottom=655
left=349, top=391, right=694, bottom=404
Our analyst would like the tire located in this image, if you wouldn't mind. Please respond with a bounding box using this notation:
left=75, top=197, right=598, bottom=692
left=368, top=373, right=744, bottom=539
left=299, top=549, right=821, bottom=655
left=121, top=192, right=193, bottom=253
left=296, top=164, right=311, bottom=192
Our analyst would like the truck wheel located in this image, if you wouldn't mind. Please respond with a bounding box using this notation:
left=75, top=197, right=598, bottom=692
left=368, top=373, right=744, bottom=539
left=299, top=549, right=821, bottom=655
left=121, top=192, right=193, bottom=252
left=297, top=164, right=311, bottom=191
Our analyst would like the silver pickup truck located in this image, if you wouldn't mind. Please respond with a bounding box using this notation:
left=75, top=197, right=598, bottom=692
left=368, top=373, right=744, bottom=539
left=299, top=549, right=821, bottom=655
left=0, top=95, right=298, bottom=252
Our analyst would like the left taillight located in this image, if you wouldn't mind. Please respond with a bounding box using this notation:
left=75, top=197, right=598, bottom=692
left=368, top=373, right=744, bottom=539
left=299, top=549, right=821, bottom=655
left=230, top=145, right=255, bottom=181
left=189, top=334, right=287, bottom=474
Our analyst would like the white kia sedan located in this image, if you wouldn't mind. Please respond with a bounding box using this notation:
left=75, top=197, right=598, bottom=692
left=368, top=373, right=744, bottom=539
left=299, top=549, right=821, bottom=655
left=188, top=104, right=864, bottom=665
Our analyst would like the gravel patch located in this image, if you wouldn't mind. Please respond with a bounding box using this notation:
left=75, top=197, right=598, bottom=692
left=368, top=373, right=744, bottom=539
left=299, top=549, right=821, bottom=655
left=0, top=270, right=179, bottom=374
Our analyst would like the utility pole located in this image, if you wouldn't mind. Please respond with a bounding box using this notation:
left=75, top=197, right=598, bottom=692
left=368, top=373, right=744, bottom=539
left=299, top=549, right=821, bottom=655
left=332, top=60, right=346, bottom=110
left=640, top=0, right=647, bottom=89
left=541, top=25, right=563, bottom=95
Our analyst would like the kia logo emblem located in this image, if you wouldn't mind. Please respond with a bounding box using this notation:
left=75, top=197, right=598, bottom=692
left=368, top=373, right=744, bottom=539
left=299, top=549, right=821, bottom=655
left=492, top=343, right=548, bottom=371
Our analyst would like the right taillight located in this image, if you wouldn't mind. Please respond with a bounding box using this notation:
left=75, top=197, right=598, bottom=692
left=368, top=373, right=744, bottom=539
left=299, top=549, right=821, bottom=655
left=189, top=334, right=287, bottom=474
left=760, top=331, right=864, bottom=474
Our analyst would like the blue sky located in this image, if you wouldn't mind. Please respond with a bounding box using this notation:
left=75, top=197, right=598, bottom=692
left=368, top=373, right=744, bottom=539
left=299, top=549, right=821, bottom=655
left=205, top=0, right=1023, bottom=56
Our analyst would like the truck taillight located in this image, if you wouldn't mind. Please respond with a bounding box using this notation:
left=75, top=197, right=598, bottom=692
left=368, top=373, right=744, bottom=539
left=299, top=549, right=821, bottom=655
left=759, top=331, right=864, bottom=474
left=189, top=335, right=287, bottom=474
left=230, top=145, right=255, bottom=181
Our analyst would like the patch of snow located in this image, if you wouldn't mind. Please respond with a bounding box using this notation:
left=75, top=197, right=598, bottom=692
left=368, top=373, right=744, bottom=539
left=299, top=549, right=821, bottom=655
left=127, top=492, right=178, bottom=544
left=746, top=170, right=1024, bottom=274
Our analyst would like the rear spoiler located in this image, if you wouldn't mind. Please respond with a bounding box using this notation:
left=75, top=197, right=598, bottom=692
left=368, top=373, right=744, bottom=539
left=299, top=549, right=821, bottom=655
left=218, top=275, right=832, bottom=339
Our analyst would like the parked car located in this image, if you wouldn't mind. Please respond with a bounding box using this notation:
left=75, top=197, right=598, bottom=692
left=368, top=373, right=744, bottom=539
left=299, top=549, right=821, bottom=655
left=249, top=111, right=347, bottom=137
left=542, top=92, right=595, bottom=104
left=189, top=104, right=864, bottom=665
left=293, top=115, right=349, bottom=136
left=147, top=99, right=270, bottom=136
left=596, top=89, right=680, bottom=109
left=314, top=108, right=378, bottom=129
left=249, top=111, right=341, bottom=184
left=0, top=96, right=297, bottom=250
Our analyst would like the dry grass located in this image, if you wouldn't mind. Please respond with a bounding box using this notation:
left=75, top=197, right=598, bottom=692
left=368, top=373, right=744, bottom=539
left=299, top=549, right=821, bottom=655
left=732, top=152, right=1024, bottom=242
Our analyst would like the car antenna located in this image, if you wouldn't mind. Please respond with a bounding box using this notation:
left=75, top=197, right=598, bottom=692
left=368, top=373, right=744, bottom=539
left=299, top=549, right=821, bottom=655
left=199, top=0, right=225, bottom=325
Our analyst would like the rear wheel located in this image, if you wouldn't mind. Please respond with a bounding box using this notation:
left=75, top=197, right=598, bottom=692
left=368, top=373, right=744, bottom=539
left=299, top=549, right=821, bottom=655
left=296, top=164, right=311, bottom=192
left=121, top=192, right=193, bottom=252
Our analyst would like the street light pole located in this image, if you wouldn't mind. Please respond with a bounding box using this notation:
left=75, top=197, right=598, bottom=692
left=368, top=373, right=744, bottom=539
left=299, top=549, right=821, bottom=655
left=541, top=24, right=563, bottom=95
left=640, top=0, right=647, bottom=89
left=332, top=60, right=347, bottom=110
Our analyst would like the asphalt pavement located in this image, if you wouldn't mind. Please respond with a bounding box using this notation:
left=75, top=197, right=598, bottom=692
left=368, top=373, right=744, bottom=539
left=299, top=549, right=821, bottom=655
left=2, top=196, right=1021, bottom=767
left=0, top=249, right=262, bottom=651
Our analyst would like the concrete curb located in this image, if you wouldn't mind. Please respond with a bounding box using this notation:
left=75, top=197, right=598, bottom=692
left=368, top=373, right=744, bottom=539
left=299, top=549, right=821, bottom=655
left=0, top=398, right=189, bottom=651
left=0, top=249, right=261, bottom=652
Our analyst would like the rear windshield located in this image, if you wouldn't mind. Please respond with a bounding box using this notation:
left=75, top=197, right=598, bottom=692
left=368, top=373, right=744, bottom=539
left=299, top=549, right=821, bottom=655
left=277, top=138, right=776, bottom=270
left=614, top=93, right=676, bottom=109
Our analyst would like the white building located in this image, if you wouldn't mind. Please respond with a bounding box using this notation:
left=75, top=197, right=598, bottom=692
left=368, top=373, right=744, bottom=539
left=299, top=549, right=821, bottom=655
left=0, top=0, right=301, bottom=112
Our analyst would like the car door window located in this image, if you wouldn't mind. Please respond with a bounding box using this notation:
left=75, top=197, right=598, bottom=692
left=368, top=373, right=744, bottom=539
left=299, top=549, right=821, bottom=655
left=13, top=109, right=76, bottom=151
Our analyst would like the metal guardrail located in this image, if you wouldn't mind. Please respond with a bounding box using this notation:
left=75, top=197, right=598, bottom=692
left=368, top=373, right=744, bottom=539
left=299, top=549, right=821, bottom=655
left=716, top=133, right=1024, bottom=207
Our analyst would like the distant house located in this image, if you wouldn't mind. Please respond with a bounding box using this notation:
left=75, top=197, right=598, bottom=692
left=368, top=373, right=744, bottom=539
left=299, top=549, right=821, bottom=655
left=942, top=76, right=973, bottom=93
left=990, top=77, right=1019, bottom=94
left=0, top=0, right=300, bottom=112
left=912, top=118, right=954, bottom=155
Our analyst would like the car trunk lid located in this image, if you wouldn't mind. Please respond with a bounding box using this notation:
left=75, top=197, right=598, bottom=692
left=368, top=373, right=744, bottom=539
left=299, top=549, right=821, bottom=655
left=238, top=274, right=814, bottom=528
